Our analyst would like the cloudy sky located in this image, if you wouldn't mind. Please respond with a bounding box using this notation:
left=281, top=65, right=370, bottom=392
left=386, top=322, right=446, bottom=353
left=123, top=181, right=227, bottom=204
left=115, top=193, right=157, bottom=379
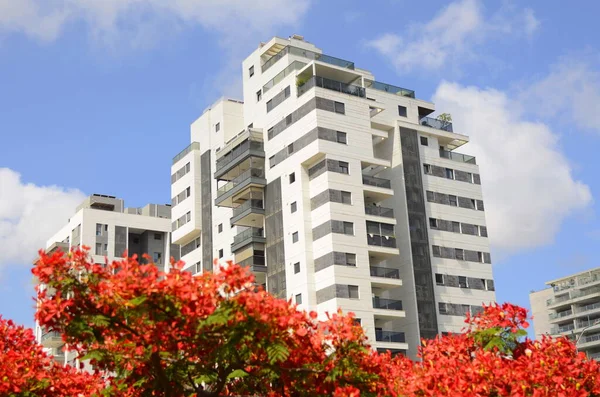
left=0, top=0, right=599, bottom=328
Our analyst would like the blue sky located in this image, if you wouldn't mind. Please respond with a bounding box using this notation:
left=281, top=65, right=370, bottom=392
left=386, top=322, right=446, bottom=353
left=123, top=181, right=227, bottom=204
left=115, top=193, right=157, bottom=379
left=1, top=0, right=599, bottom=332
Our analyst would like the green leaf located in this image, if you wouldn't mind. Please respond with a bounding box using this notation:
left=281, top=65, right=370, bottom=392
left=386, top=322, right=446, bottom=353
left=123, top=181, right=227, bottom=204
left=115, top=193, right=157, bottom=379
left=129, top=296, right=147, bottom=306
left=266, top=343, right=289, bottom=365
left=90, top=314, right=111, bottom=327
left=226, top=369, right=249, bottom=379
left=79, top=350, right=104, bottom=362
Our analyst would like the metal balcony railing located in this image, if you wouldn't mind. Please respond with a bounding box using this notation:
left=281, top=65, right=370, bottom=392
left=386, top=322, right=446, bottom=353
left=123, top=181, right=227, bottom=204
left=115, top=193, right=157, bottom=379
left=420, top=116, right=453, bottom=132
left=362, top=175, right=391, bottom=189
left=367, top=234, right=397, bottom=248
left=365, top=206, right=394, bottom=218
left=547, top=286, right=600, bottom=306
left=238, top=256, right=267, bottom=272
left=549, top=310, right=573, bottom=320
left=297, top=76, right=365, bottom=98
left=370, top=266, right=400, bottom=279
left=581, top=333, right=600, bottom=344
left=373, top=297, right=403, bottom=311
left=233, top=228, right=264, bottom=246
left=216, top=169, right=265, bottom=198
left=439, top=149, right=476, bottom=164
left=232, top=199, right=264, bottom=218
left=550, top=323, right=575, bottom=334
left=577, top=302, right=600, bottom=314
left=375, top=330, right=406, bottom=343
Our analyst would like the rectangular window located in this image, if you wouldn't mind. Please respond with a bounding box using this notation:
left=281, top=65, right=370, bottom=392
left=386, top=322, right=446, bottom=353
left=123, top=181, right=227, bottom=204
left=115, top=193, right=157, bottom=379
left=445, top=168, right=454, bottom=179
left=266, top=99, right=272, bottom=111
left=284, top=86, right=291, bottom=98
left=291, top=202, right=297, bottom=213
left=154, top=233, right=162, bottom=240
left=338, top=161, right=349, bottom=174
left=452, top=221, right=460, bottom=233
left=435, top=273, right=444, bottom=286
left=186, top=162, right=190, bottom=173
left=336, top=131, right=347, bottom=144
left=480, top=226, right=488, bottom=237
left=432, top=245, right=441, bottom=257
left=269, top=155, right=275, bottom=168
left=439, top=302, right=447, bottom=315
left=348, top=285, right=359, bottom=299
left=95, top=243, right=102, bottom=255
left=343, top=222, right=354, bottom=235
left=346, top=253, right=356, bottom=266
left=295, top=293, right=302, bottom=304
left=292, top=232, right=299, bottom=243
left=334, top=101, right=345, bottom=114
left=256, top=90, right=262, bottom=101
left=420, top=136, right=428, bottom=146
left=96, top=224, right=102, bottom=236
left=218, top=224, right=223, bottom=233
left=153, top=252, right=162, bottom=263
left=249, top=65, right=254, bottom=77
left=429, top=218, right=438, bottom=228
left=268, top=127, right=274, bottom=138
left=186, top=186, right=191, bottom=197
left=486, top=280, right=495, bottom=291
left=104, top=224, right=108, bottom=232
left=449, top=195, right=458, bottom=206
left=186, top=212, right=191, bottom=222
left=285, top=114, right=292, bottom=125
left=288, top=143, right=294, bottom=154
left=353, top=318, right=361, bottom=326
left=458, top=276, right=468, bottom=288
left=215, top=122, right=220, bottom=132
left=398, top=105, right=407, bottom=117
left=341, top=191, right=352, bottom=204
left=455, top=248, right=464, bottom=261
left=423, top=164, right=431, bottom=174
left=294, top=262, right=300, bottom=274
left=477, top=252, right=484, bottom=263
left=289, top=172, right=296, bottom=184
left=219, top=249, right=224, bottom=259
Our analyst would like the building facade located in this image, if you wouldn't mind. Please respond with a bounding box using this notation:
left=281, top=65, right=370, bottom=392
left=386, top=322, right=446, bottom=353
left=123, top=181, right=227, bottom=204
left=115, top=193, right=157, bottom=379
left=530, top=268, right=600, bottom=360
left=35, top=194, right=176, bottom=366
left=170, top=35, right=496, bottom=357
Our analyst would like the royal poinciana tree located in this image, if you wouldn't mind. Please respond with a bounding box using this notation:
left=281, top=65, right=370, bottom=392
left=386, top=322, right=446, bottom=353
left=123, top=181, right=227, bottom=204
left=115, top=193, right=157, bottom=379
left=1, top=247, right=596, bottom=396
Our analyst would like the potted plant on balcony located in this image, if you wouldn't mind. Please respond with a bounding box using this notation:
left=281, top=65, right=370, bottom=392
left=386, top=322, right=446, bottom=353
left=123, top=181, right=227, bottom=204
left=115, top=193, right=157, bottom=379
left=437, top=113, right=452, bottom=129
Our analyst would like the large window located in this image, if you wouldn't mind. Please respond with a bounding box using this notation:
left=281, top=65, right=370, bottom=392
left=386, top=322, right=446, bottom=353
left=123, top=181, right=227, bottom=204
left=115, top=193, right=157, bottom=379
left=334, top=101, right=345, bottom=114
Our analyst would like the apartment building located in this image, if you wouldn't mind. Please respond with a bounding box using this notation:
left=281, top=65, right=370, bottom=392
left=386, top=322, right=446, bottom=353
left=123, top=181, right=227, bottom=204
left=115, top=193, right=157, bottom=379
left=530, top=268, right=600, bottom=360
left=170, top=35, right=495, bottom=357
left=35, top=193, right=177, bottom=366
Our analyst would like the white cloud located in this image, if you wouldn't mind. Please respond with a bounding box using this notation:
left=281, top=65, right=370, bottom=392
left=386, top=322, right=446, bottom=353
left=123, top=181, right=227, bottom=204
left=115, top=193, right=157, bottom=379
left=0, top=168, right=85, bottom=269
left=432, top=83, right=592, bottom=253
left=366, top=0, right=540, bottom=73
left=519, top=56, right=600, bottom=134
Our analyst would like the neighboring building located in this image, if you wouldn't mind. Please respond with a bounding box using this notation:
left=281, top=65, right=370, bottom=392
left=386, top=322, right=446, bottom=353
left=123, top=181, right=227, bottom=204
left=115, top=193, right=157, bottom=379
left=529, top=268, right=600, bottom=360
left=35, top=193, right=176, bottom=367
left=170, top=34, right=495, bottom=358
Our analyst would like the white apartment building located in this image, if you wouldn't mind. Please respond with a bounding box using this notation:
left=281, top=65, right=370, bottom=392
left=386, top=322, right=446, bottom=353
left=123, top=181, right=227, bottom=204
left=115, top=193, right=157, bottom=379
left=35, top=194, right=176, bottom=366
left=170, top=35, right=496, bottom=357
left=530, top=268, right=600, bottom=360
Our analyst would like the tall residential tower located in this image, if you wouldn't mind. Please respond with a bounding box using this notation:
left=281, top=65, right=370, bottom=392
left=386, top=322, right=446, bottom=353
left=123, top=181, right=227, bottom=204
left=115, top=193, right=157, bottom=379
left=170, top=35, right=496, bottom=357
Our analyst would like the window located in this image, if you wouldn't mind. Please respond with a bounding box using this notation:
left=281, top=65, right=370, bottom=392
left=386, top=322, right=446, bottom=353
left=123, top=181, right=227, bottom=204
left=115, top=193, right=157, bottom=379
left=295, top=293, right=302, bottom=304
left=439, top=302, right=447, bottom=314
left=445, top=168, right=454, bottom=179
left=215, top=122, right=220, bottom=132
left=480, top=226, right=488, bottom=237
left=218, top=224, right=223, bottom=233
left=343, top=222, right=354, bottom=235
left=186, top=186, right=191, bottom=197
left=288, top=143, right=294, bottom=154
left=429, top=218, right=438, bottom=228
left=353, top=318, right=362, bottom=326
left=398, top=105, right=407, bottom=117
left=154, top=233, right=162, bottom=240
left=455, top=248, right=464, bottom=261
left=133, top=237, right=140, bottom=244
left=294, top=262, right=300, bottom=274
left=292, top=232, right=299, bottom=243
left=96, top=224, right=102, bottom=236
left=470, top=199, right=476, bottom=209
left=334, top=101, right=345, bottom=114
left=289, top=172, right=296, bottom=184
left=423, top=164, right=431, bottom=174
left=477, top=252, right=484, bottom=263
left=435, top=273, right=444, bottom=286
left=339, top=161, right=349, bottom=174
left=449, top=195, right=457, bottom=206
left=219, top=249, right=224, bottom=259
left=341, top=191, right=352, bottom=204
left=346, top=253, right=356, bottom=266
left=432, top=245, right=441, bottom=257
left=486, top=280, right=495, bottom=291
left=268, top=127, right=274, bottom=138
left=153, top=252, right=162, bottom=263
left=256, top=90, right=262, bottom=101
left=420, top=136, right=428, bottom=146
left=348, top=285, right=359, bottom=299
left=336, top=131, right=347, bottom=144
left=186, top=212, right=191, bottom=222
left=452, top=221, right=460, bottom=233
left=291, top=202, right=297, bottom=213
left=95, top=243, right=102, bottom=255
left=249, top=65, right=254, bottom=77
left=266, top=99, right=272, bottom=111
left=458, top=276, right=468, bottom=288
left=285, top=113, right=292, bottom=125
left=269, top=155, right=275, bottom=168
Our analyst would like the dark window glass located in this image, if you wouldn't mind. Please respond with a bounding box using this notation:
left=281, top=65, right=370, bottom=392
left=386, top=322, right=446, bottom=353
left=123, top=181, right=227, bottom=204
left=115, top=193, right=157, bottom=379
left=398, top=105, right=407, bottom=117
left=420, top=136, right=428, bottom=146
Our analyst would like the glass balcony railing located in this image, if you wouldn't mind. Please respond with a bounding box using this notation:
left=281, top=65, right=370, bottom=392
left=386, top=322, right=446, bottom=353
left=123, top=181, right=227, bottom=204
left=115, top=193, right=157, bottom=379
left=546, top=294, right=571, bottom=306
left=549, top=310, right=573, bottom=320
left=373, top=297, right=403, bottom=311
left=547, top=286, right=600, bottom=306
left=581, top=333, right=600, bottom=344
left=367, top=234, right=397, bottom=248
left=262, top=46, right=354, bottom=73
left=577, top=302, right=600, bottom=314
left=233, top=228, right=264, bottom=246
left=215, top=136, right=264, bottom=173
left=41, top=331, right=61, bottom=342
left=297, top=76, right=365, bottom=98
left=577, top=319, right=600, bottom=329
left=550, top=323, right=575, bottom=334
left=238, top=255, right=266, bottom=271
left=365, top=80, right=415, bottom=98
left=216, top=169, right=265, bottom=198
left=263, top=61, right=307, bottom=93
left=589, top=352, right=600, bottom=360
left=365, top=206, right=394, bottom=218
left=232, top=199, right=264, bottom=218
left=439, top=149, right=476, bottom=165
left=172, top=142, right=200, bottom=165
left=362, top=175, right=391, bottom=189
left=370, top=266, right=400, bottom=279
left=375, top=330, right=406, bottom=343
left=420, top=116, right=453, bottom=132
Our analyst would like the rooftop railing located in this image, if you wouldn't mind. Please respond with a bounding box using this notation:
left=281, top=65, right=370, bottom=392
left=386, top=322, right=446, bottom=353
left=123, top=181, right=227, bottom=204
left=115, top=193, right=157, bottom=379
left=262, top=46, right=354, bottom=73
left=172, top=142, right=200, bottom=165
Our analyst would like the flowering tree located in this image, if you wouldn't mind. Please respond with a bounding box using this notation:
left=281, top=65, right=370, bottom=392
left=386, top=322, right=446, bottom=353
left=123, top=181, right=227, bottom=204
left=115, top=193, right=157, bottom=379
left=22, top=248, right=600, bottom=396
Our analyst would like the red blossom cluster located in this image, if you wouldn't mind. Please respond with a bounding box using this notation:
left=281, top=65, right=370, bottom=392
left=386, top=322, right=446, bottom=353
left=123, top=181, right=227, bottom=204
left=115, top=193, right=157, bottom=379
left=0, top=248, right=596, bottom=396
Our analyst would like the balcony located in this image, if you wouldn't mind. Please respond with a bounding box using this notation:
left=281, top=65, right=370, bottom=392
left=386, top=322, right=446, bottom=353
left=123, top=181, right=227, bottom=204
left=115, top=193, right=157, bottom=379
left=364, top=80, right=415, bottom=98
left=297, top=76, right=365, bottom=98
left=231, top=199, right=265, bottom=227
left=215, top=169, right=266, bottom=207
left=547, top=285, right=600, bottom=307
left=420, top=116, right=453, bottom=132
left=215, top=130, right=264, bottom=179
left=546, top=294, right=571, bottom=307
left=367, top=234, right=397, bottom=249
left=263, top=61, right=307, bottom=93
left=549, top=310, right=573, bottom=320
left=581, top=333, right=600, bottom=345
left=41, top=330, right=62, bottom=348
left=231, top=228, right=265, bottom=252
left=373, top=297, right=403, bottom=311
left=370, top=266, right=400, bottom=279
left=589, top=352, right=600, bottom=360
left=550, top=323, right=575, bottom=334
left=172, top=142, right=200, bottom=165
left=362, top=175, right=391, bottom=189
left=439, top=149, right=476, bottom=165
left=365, top=205, right=394, bottom=219
left=375, top=330, right=406, bottom=343
left=262, top=45, right=355, bottom=73
left=577, top=302, right=600, bottom=314
left=238, top=255, right=267, bottom=273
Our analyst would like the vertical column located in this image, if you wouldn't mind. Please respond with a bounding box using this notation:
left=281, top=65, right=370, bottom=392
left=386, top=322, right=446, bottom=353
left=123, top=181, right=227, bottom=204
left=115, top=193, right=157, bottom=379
left=201, top=151, right=213, bottom=272
left=265, top=177, right=286, bottom=297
